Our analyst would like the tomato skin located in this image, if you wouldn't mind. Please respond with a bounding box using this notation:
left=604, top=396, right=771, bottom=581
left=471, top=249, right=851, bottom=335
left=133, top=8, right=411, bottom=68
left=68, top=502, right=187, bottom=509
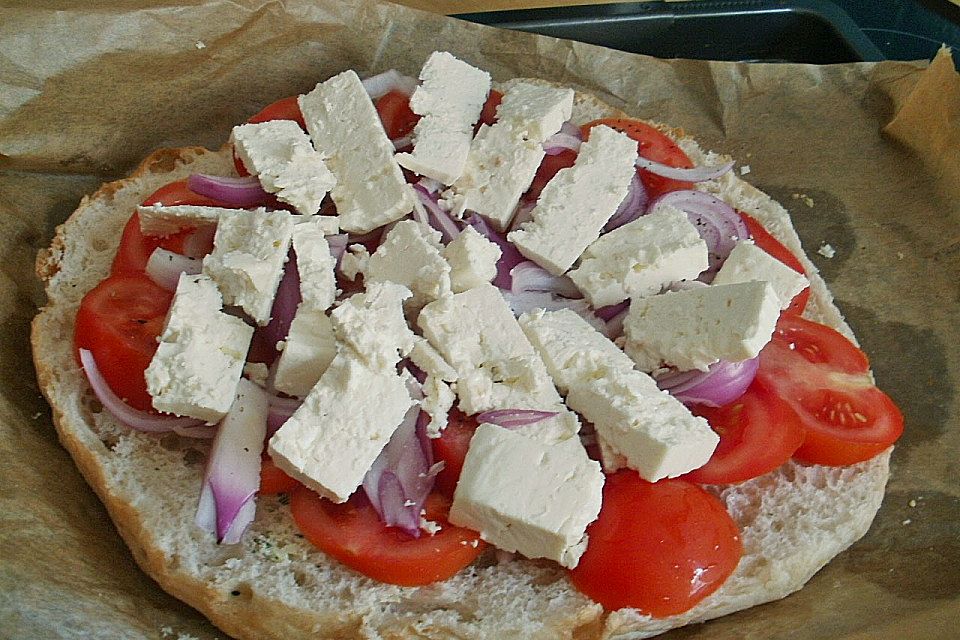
left=582, top=118, right=694, bottom=200
left=569, top=472, right=741, bottom=617
left=376, top=90, right=420, bottom=141
left=290, top=487, right=486, bottom=586
left=525, top=150, right=578, bottom=203
left=259, top=456, right=300, bottom=495
left=684, top=378, right=805, bottom=484
left=431, top=410, right=478, bottom=497
left=247, top=95, right=306, bottom=128
left=74, top=274, right=173, bottom=411
left=478, top=89, right=503, bottom=127
left=739, top=212, right=810, bottom=315
left=757, top=315, right=903, bottom=466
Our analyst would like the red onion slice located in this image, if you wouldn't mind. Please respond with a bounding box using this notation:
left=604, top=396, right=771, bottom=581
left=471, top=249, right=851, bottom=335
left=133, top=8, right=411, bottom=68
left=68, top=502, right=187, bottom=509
left=543, top=121, right=583, bottom=156
left=476, top=409, right=558, bottom=428
left=466, top=213, right=525, bottom=289
left=650, top=190, right=748, bottom=282
left=502, top=291, right=607, bottom=333
left=392, top=135, right=413, bottom=151
left=257, top=248, right=301, bottom=354
left=603, top=172, right=648, bottom=232
left=187, top=173, right=270, bottom=208
left=635, top=157, right=735, bottom=182
left=412, top=183, right=461, bottom=243
left=195, top=378, right=268, bottom=544
left=180, top=225, right=217, bottom=259
left=145, top=248, right=202, bottom=292
left=326, top=233, right=349, bottom=265
left=510, top=260, right=582, bottom=298
left=79, top=349, right=203, bottom=432
left=362, top=69, right=418, bottom=99
left=656, top=357, right=759, bottom=407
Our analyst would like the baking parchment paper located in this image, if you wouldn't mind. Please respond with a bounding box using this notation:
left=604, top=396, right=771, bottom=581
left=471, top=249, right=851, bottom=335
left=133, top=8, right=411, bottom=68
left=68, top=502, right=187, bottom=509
left=1, top=1, right=958, bottom=638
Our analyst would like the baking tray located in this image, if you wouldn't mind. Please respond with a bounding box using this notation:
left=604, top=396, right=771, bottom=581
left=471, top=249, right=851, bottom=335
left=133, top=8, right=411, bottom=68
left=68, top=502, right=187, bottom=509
left=456, top=0, right=885, bottom=63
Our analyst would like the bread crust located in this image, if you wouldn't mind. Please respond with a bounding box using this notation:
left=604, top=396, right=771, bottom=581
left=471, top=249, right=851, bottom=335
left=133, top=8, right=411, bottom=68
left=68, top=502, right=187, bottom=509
left=31, top=85, right=890, bottom=640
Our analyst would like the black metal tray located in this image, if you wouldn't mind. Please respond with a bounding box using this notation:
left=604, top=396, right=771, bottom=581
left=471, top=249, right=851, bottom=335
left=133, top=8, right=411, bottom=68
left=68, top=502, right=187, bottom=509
left=456, top=0, right=885, bottom=64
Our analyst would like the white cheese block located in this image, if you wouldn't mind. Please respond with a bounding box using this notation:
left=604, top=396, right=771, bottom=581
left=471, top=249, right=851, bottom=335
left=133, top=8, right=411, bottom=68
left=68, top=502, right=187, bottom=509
left=520, top=308, right=718, bottom=481
left=201, top=209, right=294, bottom=326
left=145, top=274, right=253, bottom=423
left=624, top=280, right=782, bottom=372
left=443, top=226, right=501, bottom=293
left=231, top=120, right=336, bottom=215
left=420, top=375, right=456, bottom=437
left=136, top=204, right=251, bottom=237
left=568, top=205, right=709, bottom=307
left=363, top=220, right=452, bottom=310
left=417, top=284, right=578, bottom=444
left=449, top=424, right=603, bottom=569
left=291, top=217, right=337, bottom=312
left=330, top=281, right=415, bottom=370
left=712, top=240, right=809, bottom=310
left=271, top=309, right=336, bottom=398
left=409, top=336, right=458, bottom=383
left=299, top=214, right=340, bottom=236
left=395, top=51, right=491, bottom=184
left=298, top=70, right=414, bottom=234
left=443, top=83, right=574, bottom=231
left=268, top=351, right=415, bottom=503
left=508, top=125, right=638, bottom=275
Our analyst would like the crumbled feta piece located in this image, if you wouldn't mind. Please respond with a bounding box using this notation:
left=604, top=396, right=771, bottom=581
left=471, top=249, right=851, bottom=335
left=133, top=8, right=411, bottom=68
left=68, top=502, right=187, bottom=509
left=338, top=244, right=369, bottom=281
left=301, top=214, right=339, bottom=236
left=508, top=125, right=638, bottom=274
left=291, top=217, right=337, bottom=311
left=330, top=282, right=415, bottom=369
left=421, top=375, right=456, bottom=436
left=268, top=351, right=415, bottom=503
left=818, top=242, right=836, bottom=258
left=362, top=220, right=451, bottom=309
left=271, top=309, right=336, bottom=398
left=201, top=209, right=294, bottom=325
left=449, top=424, right=603, bottom=569
left=145, top=274, right=253, bottom=423
left=231, top=120, right=336, bottom=215
left=242, top=362, right=270, bottom=388
left=395, top=52, right=491, bottom=184
left=443, top=226, right=501, bottom=293
left=409, top=336, right=458, bottom=382
left=299, top=70, right=414, bottom=234
left=568, top=205, right=709, bottom=307
left=712, top=241, right=809, bottom=310
left=623, top=281, right=781, bottom=372
left=136, top=204, right=251, bottom=237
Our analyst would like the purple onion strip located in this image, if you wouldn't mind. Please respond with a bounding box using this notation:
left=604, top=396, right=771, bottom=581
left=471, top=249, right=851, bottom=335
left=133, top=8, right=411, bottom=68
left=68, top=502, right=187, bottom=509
left=187, top=173, right=270, bottom=208
left=656, top=357, right=759, bottom=408
left=476, top=409, right=559, bottom=429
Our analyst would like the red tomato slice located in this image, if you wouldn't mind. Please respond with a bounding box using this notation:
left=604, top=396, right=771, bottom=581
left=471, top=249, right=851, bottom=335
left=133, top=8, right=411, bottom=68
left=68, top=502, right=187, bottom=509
left=247, top=95, right=306, bottom=128
left=478, top=89, right=503, bottom=128
left=74, top=274, right=173, bottom=411
left=683, top=378, right=805, bottom=484
left=757, top=315, right=903, bottom=466
left=569, top=472, right=741, bottom=617
left=431, top=409, right=478, bottom=497
left=525, top=149, right=578, bottom=203
left=259, top=456, right=300, bottom=495
left=739, top=212, right=810, bottom=315
left=582, top=118, right=694, bottom=200
left=290, top=487, right=486, bottom=586
left=376, top=90, right=420, bottom=141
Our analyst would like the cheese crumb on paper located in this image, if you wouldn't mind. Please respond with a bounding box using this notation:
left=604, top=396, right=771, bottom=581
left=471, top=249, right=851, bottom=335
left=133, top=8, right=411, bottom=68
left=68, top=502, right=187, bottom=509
left=817, top=243, right=836, bottom=259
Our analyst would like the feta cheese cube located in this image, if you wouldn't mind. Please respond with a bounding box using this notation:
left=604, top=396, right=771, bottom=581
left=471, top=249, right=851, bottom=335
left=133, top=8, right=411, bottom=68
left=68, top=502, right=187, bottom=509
left=231, top=120, right=336, bottom=215
left=201, top=209, right=294, bottom=325
left=136, top=204, right=252, bottom=237
left=268, top=351, right=415, bottom=503
left=624, top=280, right=782, bottom=372
left=291, top=217, right=337, bottom=311
left=508, top=125, right=638, bottom=274
left=443, top=83, right=574, bottom=231
left=145, top=274, right=253, bottom=423
left=271, top=308, right=336, bottom=398
left=330, top=282, right=415, bottom=370
left=421, top=375, right=456, bottom=437
left=520, top=308, right=718, bottom=481
left=362, top=220, right=451, bottom=310
left=443, top=226, right=501, bottom=293
left=395, top=52, right=491, bottom=184
left=712, top=240, right=809, bottom=310
left=449, top=424, right=603, bottom=569
left=299, top=70, right=414, bottom=234
left=568, top=206, right=709, bottom=307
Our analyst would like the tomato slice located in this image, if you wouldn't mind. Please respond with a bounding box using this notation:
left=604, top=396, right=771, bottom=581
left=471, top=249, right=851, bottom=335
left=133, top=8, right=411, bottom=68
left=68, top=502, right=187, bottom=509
left=259, top=456, right=300, bottom=495
left=290, top=487, right=486, bottom=586
left=569, top=471, right=741, bottom=617
left=582, top=118, right=694, bottom=200
left=376, top=90, right=420, bottom=141
left=757, top=315, right=903, bottom=466
left=74, top=274, right=173, bottom=411
left=683, top=378, right=805, bottom=484
left=525, top=149, right=578, bottom=203
left=247, top=95, right=306, bottom=128
left=430, top=409, right=478, bottom=497
left=739, top=212, right=810, bottom=315
left=478, top=89, right=503, bottom=128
